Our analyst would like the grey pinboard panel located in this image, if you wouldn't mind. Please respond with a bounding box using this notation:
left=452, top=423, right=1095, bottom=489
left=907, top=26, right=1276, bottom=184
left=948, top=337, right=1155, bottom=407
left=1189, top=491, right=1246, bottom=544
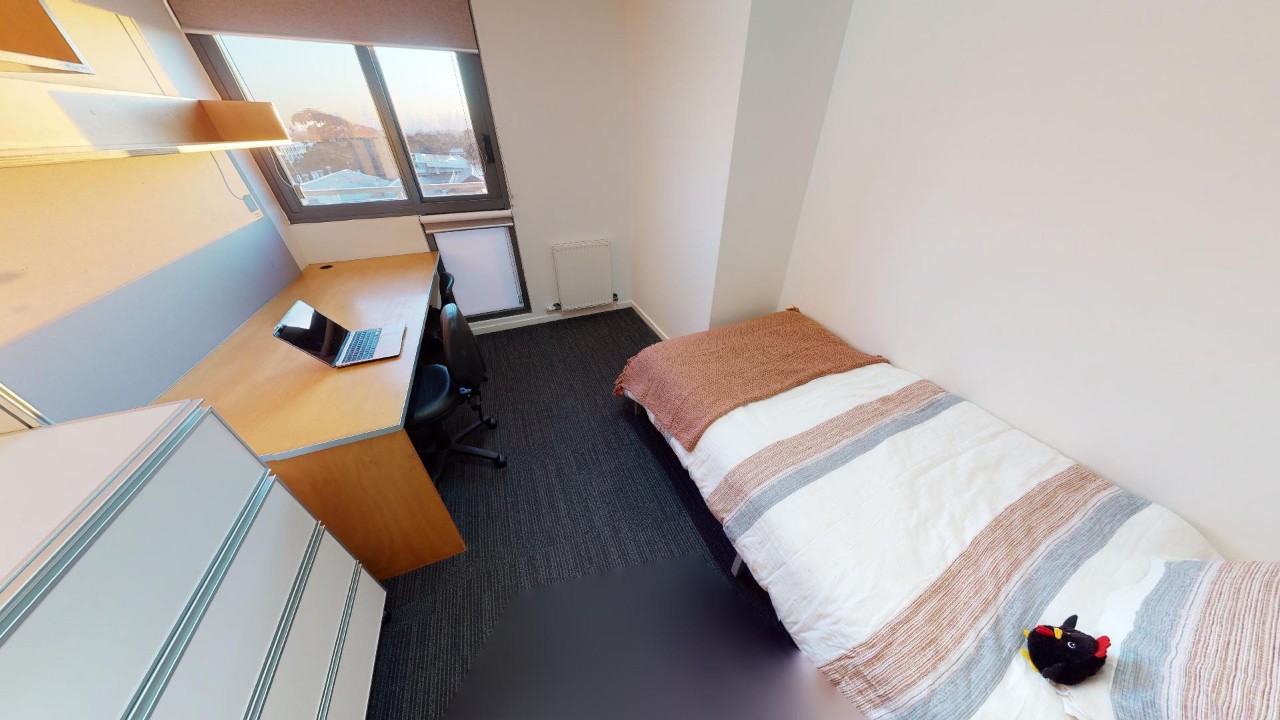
left=0, top=218, right=298, bottom=421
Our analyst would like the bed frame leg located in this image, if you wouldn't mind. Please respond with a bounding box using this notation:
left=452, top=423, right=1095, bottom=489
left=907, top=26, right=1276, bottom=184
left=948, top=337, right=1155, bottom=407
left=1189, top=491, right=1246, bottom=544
left=730, top=554, right=744, bottom=578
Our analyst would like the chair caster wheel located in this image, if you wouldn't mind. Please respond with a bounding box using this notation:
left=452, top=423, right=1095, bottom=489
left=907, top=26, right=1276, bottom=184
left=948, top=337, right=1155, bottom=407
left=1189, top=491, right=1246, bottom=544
left=484, top=417, right=498, bottom=429
left=494, top=454, right=507, bottom=468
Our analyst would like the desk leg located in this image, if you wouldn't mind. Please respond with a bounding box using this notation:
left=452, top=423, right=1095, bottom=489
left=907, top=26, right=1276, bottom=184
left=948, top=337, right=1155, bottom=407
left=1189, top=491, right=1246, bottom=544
left=267, top=429, right=465, bottom=579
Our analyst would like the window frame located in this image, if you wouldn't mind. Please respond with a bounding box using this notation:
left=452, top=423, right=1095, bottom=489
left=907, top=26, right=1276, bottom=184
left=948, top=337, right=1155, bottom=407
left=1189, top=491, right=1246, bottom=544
left=190, top=34, right=511, bottom=223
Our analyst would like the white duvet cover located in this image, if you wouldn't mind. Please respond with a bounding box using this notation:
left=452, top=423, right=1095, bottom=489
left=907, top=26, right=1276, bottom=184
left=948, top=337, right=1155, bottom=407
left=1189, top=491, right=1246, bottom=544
left=652, top=363, right=1218, bottom=719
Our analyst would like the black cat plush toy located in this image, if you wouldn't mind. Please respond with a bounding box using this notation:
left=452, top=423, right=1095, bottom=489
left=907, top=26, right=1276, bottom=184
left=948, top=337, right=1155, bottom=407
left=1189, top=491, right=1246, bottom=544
left=1021, top=615, right=1110, bottom=685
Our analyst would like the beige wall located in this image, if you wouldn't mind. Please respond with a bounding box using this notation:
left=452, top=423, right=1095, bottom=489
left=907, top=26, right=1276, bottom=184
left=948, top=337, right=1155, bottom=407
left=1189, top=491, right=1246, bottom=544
left=0, top=0, right=294, bottom=346
left=0, top=0, right=299, bottom=419
left=781, top=0, right=1280, bottom=559
left=0, top=411, right=26, bottom=436
left=625, top=0, right=751, bottom=339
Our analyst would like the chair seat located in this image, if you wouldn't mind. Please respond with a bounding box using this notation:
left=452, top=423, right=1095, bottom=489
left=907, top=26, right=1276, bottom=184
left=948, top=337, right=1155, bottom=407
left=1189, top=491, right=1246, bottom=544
left=408, top=364, right=461, bottom=426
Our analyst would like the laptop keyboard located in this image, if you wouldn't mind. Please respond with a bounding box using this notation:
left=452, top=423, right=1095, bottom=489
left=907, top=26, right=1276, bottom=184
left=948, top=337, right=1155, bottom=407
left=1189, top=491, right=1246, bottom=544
left=344, top=328, right=381, bottom=363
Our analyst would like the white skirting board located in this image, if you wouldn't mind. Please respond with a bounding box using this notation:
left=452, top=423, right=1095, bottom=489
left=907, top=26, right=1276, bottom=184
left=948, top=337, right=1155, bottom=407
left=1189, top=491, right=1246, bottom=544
left=469, top=301, right=673, bottom=341
left=470, top=301, right=632, bottom=335
left=628, top=303, right=669, bottom=341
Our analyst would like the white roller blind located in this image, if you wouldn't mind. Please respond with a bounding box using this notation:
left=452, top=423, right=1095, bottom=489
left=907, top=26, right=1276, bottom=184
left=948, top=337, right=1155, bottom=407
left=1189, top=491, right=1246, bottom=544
left=170, top=0, right=478, bottom=53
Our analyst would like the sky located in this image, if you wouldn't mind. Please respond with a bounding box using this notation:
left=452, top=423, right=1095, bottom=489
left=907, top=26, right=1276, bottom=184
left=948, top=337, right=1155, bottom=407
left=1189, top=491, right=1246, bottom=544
left=219, top=35, right=475, bottom=137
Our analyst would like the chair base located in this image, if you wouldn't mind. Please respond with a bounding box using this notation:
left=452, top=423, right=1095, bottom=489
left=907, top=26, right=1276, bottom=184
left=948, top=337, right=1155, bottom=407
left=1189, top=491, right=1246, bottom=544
left=420, top=412, right=506, bottom=479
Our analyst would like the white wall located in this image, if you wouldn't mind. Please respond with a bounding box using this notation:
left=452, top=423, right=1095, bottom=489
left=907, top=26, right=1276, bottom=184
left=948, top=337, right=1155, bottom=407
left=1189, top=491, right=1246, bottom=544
left=624, top=0, right=751, bottom=340
left=781, top=0, right=1280, bottom=559
left=623, top=0, right=851, bottom=336
left=470, top=0, right=632, bottom=326
left=285, top=216, right=429, bottom=265
left=708, top=0, right=852, bottom=328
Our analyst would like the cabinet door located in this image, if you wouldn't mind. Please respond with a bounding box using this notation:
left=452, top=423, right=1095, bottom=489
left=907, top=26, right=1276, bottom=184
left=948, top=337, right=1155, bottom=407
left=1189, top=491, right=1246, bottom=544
left=259, top=532, right=357, bottom=720
left=150, top=482, right=316, bottom=720
left=0, top=414, right=265, bottom=719
left=324, top=569, right=386, bottom=720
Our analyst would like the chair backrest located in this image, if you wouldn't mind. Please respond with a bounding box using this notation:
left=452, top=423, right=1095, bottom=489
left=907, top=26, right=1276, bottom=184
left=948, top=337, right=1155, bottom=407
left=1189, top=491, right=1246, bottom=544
left=441, top=303, right=485, bottom=390
left=439, top=272, right=457, bottom=308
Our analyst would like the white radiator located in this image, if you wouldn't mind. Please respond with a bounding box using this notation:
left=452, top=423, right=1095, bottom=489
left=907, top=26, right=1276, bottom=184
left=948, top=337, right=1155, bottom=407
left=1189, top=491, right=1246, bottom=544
left=552, top=240, right=614, bottom=310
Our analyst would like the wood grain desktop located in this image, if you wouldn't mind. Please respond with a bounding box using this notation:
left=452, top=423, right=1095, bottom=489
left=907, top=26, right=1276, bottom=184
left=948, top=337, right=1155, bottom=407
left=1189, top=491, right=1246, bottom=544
left=161, top=252, right=465, bottom=578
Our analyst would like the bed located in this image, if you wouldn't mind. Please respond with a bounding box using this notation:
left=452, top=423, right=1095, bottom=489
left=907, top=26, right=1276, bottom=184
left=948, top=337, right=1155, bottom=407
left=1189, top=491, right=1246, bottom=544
left=615, top=310, right=1259, bottom=720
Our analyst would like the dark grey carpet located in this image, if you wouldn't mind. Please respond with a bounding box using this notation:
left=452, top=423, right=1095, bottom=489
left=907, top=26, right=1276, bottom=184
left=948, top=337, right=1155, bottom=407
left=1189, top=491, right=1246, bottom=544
left=366, top=308, right=781, bottom=720
left=443, top=556, right=806, bottom=720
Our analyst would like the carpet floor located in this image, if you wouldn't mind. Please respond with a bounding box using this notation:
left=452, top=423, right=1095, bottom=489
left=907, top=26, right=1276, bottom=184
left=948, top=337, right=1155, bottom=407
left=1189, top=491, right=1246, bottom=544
left=365, top=308, right=782, bottom=720
left=442, top=555, right=842, bottom=720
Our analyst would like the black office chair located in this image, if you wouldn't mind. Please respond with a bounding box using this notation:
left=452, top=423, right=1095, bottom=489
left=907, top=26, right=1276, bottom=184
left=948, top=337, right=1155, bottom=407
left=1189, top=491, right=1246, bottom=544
left=439, top=271, right=457, bottom=306
left=421, top=271, right=457, bottom=357
left=408, top=303, right=506, bottom=475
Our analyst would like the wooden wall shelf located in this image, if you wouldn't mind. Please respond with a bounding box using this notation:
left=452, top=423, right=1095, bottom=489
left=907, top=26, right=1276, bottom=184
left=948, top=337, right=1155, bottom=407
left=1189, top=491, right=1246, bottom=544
left=0, top=0, right=92, bottom=74
left=0, top=78, right=291, bottom=167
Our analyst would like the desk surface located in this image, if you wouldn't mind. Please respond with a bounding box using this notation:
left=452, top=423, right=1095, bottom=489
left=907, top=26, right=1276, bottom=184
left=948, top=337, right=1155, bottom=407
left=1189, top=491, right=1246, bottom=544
left=160, top=252, right=438, bottom=459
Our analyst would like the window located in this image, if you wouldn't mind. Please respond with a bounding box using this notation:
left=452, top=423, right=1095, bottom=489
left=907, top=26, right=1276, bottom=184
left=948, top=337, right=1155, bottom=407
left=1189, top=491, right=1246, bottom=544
left=192, top=35, right=509, bottom=222
left=216, top=36, right=406, bottom=208
left=375, top=46, right=491, bottom=199
left=434, top=226, right=527, bottom=316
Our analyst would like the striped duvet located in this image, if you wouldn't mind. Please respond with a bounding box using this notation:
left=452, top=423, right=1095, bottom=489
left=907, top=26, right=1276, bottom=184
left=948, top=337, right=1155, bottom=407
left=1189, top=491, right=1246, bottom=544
left=1064, top=559, right=1280, bottom=719
left=654, top=362, right=1218, bottom=719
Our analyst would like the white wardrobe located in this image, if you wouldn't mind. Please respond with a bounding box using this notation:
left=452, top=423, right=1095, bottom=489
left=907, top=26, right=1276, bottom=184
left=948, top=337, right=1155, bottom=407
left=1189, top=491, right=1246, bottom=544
left=0, top=400, right=385, bottom=719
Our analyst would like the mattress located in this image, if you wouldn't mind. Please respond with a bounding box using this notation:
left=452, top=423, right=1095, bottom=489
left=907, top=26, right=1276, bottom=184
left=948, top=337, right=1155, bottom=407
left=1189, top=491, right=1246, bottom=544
left=640, top=362, right=1219, bottom=720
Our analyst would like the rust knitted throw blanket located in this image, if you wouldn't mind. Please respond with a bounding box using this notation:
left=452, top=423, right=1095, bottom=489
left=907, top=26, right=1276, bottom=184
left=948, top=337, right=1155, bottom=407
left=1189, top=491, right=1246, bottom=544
left=614, top=309, right=887, bottom=451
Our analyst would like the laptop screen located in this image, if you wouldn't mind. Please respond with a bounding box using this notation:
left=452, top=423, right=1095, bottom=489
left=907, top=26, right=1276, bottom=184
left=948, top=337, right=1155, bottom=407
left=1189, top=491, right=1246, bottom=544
left=274, top=300, right=349, bottom=365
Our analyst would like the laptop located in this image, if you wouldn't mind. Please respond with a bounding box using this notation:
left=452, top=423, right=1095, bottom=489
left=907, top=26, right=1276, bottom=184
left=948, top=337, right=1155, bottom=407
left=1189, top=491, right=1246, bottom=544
left=273, top=300, right=406, bottom=367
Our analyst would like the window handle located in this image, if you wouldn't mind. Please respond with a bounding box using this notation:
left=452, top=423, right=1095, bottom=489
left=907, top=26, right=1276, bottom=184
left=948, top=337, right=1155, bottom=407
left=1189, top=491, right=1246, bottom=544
left=481, top=134, right=496, bottom=164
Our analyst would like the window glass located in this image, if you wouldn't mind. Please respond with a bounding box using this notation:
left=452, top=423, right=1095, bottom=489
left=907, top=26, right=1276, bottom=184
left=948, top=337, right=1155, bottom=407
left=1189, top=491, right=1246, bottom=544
left=373, top=46, right=489, bottom=199
left=218, top=35, right=407, bottom=206
left=434, top=227, right=524, bottom=315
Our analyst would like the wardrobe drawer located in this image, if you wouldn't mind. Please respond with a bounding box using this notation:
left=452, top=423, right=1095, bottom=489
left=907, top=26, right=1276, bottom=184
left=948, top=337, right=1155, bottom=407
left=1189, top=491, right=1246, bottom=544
left=323, top=569, right=386, bottom=720
left=150, top=482, right=317, bottom=720
left=0, top=413, right=265, bottom=720
left=260, top=532, right=357, bottom=720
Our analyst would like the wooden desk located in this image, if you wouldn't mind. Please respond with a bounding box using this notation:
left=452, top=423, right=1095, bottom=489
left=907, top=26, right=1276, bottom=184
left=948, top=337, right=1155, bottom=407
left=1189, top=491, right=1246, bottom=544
left=160, top=252, right=465, bottom=578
